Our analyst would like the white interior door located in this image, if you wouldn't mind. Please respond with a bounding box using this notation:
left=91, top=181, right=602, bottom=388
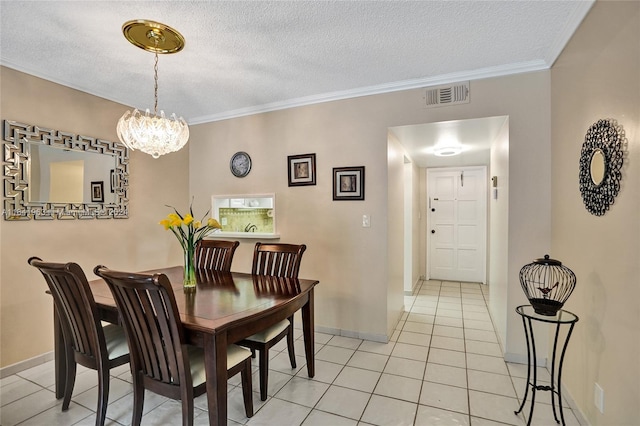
left=427, top=167, right=487, bottom=283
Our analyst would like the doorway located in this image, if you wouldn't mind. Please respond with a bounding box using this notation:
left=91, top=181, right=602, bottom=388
left=426, top=166, right=487, bottom=283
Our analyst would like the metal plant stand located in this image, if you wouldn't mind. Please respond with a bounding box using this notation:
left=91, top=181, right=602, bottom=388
left=514, top=305, right=579, bottom=425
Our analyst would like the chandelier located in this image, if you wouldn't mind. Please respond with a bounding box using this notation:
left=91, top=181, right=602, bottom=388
left=117, top=20, right=189, bottom=159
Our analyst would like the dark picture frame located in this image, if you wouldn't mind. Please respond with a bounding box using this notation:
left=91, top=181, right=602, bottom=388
left=110, top=169, right=116, bottom=193
left=288, top=153, right=316, bottom=186
left=333, top=166, right=365, bottom=200
left=91, top=181, right=104, bottom=203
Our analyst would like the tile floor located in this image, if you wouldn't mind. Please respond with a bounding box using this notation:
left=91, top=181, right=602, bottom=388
left=0, top=280, right=583, bottom=425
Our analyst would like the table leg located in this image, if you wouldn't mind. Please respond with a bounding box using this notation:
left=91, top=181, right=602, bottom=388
left=302, top=288, right=315, bottom=378
left=53, top=305, right=66, bottom=399
left=204, top=333, right=228, bottom=426
left=515, top=315, right=531, bottom=416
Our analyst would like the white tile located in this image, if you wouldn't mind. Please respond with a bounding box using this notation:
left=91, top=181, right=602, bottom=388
left=466, top=353, right=509, bottom=375
left=268, top=352, right=306, bottom=375
left=462, top=304, right=489, bottom=313
left=464, top=329, right=498, bottom=343
left=245, top=397, right=311, bottom=426
left=374, top=373, right=422, bottom=403
left=72, top=377, right=132, bottom=413
left=16, top=360, right=56, bottom=389
left=411, top=305, right=436, bottom=316
left=383, top=357, right=425, bottom=380
left=463, top=311, right=492, bottom=321
left=274, top=376, right=329, bottom=407
left=402, top=321, right=433, bottom=334
left=0, top=375, right=42, bottom=406
left=467, top=370, right=516, bottom=397
left=438, top=302, right=462, bottom=311
left=139, top=398, right=206, bottom=425
left=358, top=340, right=396, bottom=356
left=0, top=388, right=60, bottom=426
left=315, top=385, right=370, bottom=420
left=469, top=390, right=523, bottom=425
left=430, top=335, right=465, bottom=352
left=302, top=409, right=358, bottom=426
left=428, top=348, right=466, bottom=368
left=294, top=359, right=343, bottom=384
left=464, top=319, right=495, bottom=331
left=424, top=363, right=467, bottom=388
left=293, top=339, right=324, bottom=356
left=432, top=325, right=464, bottom=339
left=415, top=405, right=470, bottom=426
left=361, top=394, right=417, bottom=426
left=333, top=366, right=380, bottom=393
left=398, top=331, right=432, bottom=347
left=106, top=388, right=168, bottom=424
left=315, top=345, right=355, bottom=365
left=407, top=313, right=435, bottom=324
left=327, top=335, right=362, bottom=350
left=419, top=381, right=469, bottom=414
left=470, top=416, right=523, bottom=426
left=391, top=343, right=428, bottom=362
left=346, top=351, right=388, bottom=372
left=17, top=401, right=92, bottom=426
left=465, top=340, right=502, bottom=357
left=251, top=369, right=292, bottom=397
left=434, top=316, right=464, bottom=328
left=314, top=332, right=334, bottom=344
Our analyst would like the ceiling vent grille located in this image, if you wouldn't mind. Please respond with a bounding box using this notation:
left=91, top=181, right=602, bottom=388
left=423, top=82, right=469, bottom=108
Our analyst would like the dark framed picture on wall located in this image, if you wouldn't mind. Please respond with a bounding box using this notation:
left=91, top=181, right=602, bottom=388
left=333, top=166, right=365, bottom=200
left=91, top=181, right=104, bottom=203
left=288, top=153, right=316, bottom=186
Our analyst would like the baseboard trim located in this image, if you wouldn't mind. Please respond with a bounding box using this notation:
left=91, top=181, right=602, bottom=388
left=314, top=325, right=388, bottom=343
left=0, top=351, right=54, bottom=379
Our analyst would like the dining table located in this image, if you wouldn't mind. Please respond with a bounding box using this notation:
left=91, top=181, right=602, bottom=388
left=52, top=266, right=319, bottom=426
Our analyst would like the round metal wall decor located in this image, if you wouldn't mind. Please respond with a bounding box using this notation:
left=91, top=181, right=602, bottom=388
left=578, top=118, right=625, bottom=216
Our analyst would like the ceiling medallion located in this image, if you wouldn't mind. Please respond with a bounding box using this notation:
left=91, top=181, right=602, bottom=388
left=116, top=20, right=189, bottom=159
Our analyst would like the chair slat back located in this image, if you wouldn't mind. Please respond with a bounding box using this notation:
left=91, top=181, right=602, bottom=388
left=94, top=267, right=190, bottom=388
left=28, top=257, right=104, bottom=359
left=251, top=243, right=306, bottom=278
left=195, top=240, right=239, bottom=272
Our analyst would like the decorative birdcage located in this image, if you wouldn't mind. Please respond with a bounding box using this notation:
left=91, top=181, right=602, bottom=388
left=519, top=255, right=576, bottom=316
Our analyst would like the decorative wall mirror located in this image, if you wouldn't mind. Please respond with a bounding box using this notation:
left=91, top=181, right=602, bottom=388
left=578, top=118, right=625, bottom=216
left=3, top=120, right=129, bottom=220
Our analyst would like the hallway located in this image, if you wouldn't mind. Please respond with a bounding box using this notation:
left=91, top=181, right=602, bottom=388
left=1, top=280, right=582, bottom=425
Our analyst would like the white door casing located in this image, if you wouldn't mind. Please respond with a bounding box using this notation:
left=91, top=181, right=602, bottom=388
left=427, top=167, right=487, bottom=283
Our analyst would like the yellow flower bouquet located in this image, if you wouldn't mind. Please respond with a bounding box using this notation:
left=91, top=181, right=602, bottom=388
left=160, top=203, right=221, bottom=289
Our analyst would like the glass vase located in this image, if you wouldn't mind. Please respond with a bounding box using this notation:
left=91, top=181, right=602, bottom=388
left=183, top=245, right=197, bottom=290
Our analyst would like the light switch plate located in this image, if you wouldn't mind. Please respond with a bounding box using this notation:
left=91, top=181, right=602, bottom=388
left=362, top=214, right=370, bottom=227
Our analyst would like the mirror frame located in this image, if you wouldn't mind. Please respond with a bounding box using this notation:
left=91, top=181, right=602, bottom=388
left=3, top=120, right=129, bottom=220
left=578, top=118, right=625, bottom=216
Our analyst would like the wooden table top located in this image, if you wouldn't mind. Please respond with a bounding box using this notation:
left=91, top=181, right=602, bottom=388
left=88, top=266, right=319, bottom=334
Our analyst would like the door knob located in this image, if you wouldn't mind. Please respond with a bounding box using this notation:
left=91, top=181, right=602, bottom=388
left=431, top=208, right=435, bottom=212
left=431, top=230, right=435, bottom=234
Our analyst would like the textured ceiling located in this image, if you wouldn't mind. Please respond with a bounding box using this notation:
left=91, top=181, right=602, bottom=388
left=1, top=1, right=593, bottom=125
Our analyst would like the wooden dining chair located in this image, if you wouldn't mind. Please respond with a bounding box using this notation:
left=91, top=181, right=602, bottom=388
left=94, top=266, right=253, bottom=426
left=238, top=242, right=306, bottom=400
left=195, top=239, right=239, bottom=272
left=28, top=257, right=130, bottom=426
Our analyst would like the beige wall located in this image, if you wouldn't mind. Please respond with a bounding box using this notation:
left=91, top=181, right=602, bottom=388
left=189, top=72, right=552, bottom=348
left=489, top=119, right=510, bottom=345
left=550, top=1, right=640, bottom=424
left=0, top=67, right=189, bottom=367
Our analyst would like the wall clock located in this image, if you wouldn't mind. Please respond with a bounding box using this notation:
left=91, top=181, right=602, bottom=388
left=230, top=151, right=252, bottom=177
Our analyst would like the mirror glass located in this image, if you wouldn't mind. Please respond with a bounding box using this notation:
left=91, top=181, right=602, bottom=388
left=3, top=120, right=129, bottom=220
left=590, top=149, right=606, bottom=186
left=29, top=144, right=117, bottom=204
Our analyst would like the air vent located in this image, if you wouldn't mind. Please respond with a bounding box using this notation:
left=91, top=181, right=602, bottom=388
left=423, top=82, right=470, bottom=108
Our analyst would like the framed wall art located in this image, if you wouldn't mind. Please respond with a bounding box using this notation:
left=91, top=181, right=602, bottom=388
left=288, top=153, right=316, bottom=186
left=91, top=181, right=104, bottom=203
left=333, top=166, right=365, bottom=200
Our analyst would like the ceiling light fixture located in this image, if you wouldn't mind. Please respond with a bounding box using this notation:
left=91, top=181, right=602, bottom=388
left=116, top=20, right=189, bottom=159
left=433, top=145, right=463, bottom=157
